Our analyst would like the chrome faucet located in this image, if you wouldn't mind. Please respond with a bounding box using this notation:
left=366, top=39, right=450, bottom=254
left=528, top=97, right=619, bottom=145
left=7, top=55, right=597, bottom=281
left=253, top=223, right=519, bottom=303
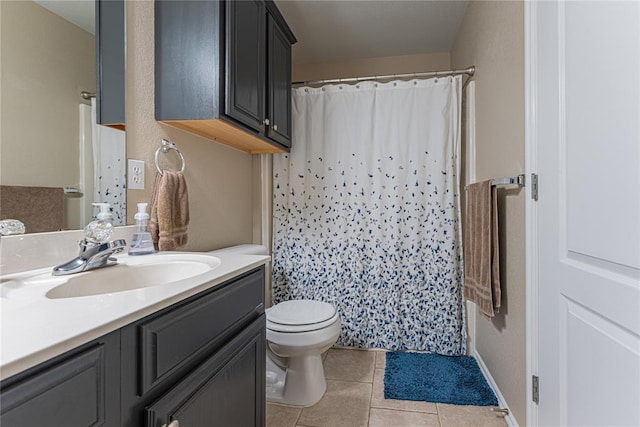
left=52, top=239, right=126, bottom=276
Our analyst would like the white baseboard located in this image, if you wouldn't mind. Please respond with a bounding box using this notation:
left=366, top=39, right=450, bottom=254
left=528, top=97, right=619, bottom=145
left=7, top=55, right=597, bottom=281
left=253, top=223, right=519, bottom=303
left=474, top=350, right=519, bottom=427
left=466, top=300, right=476, bottom=355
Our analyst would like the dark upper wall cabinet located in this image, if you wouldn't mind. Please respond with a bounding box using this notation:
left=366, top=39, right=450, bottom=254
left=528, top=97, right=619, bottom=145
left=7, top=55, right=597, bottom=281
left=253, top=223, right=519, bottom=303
left=155, top=0, right=296, bottom=154
left=266, top=13, right=293, bottom=149
left=96, top=0, right=125, bottom=129
left=226, top=0, right=266, bottom=133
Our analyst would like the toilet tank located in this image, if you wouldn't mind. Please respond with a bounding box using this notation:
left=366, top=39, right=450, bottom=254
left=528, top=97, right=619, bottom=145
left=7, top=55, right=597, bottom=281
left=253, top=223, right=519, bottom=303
left=209, top=244, right=269, bottom=256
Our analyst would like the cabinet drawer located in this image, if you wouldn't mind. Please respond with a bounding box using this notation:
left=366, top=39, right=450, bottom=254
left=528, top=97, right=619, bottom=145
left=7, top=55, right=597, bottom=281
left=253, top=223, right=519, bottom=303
left=139, top=268, right=264, bottom=394
left=146, top=315, right=266, bottom=427
left=1, top=345, right=107, bottom=427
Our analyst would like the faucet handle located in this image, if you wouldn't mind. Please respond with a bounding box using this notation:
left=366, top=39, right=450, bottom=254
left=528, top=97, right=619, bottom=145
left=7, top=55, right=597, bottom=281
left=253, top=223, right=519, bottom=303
left=83, top=239, right=127, bottom=271
left=109, top=239, right=127, bottom=252
left=53, top=239, right=127, bottom=276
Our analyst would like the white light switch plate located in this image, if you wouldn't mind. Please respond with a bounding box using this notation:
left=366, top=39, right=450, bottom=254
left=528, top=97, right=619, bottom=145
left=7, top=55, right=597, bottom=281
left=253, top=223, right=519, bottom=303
left=128, top=159, right=145, bottom=190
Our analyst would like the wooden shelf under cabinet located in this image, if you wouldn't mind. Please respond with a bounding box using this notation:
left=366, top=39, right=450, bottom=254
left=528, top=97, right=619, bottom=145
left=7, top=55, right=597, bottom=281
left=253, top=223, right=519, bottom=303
left=161, top=119, right=287, bottom=154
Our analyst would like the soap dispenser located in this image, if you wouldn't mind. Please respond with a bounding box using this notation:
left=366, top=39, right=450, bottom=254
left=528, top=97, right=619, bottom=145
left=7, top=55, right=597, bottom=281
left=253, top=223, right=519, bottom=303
left=129, top=202, right=155, bottom=255
left=85, top=203, right=114, bottom=243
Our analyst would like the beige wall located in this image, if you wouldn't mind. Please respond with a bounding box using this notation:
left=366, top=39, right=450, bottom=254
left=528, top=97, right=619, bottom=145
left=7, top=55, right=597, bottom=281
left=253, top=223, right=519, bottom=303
left=451, top=1, right=526, bottom=424
left=293, top=52, right=450, bottom=82
left=0, top=1, right=95, bottom=229
left=125, top=1, right=254, bottom=252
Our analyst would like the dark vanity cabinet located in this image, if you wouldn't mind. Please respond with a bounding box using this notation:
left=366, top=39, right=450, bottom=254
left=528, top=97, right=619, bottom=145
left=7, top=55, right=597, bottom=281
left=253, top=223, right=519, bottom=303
left=121, top=267, right=266, bottom=427
left=145, top=317, right=265, bottom=427
left=155, top=0, right=296, bottom=154
left=0, top=267, right=266, bottom=427
left=0, top=331, right=121, bottom=427
left=96, top=0, right=125, bottom=129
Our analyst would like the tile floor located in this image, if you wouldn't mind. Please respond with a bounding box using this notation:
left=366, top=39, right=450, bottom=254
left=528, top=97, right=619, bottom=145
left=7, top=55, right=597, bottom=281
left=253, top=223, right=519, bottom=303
left=266, top=348, right=508, bottom=427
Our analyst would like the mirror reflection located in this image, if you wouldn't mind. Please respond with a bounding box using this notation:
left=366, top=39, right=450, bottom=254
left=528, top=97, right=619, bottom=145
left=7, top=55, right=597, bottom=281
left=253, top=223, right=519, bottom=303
left=0, top=0, right=126, bottom=234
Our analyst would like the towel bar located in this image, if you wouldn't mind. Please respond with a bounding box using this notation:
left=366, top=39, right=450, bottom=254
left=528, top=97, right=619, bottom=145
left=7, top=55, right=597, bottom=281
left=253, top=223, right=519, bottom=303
left=465, top=174, right=525, bottom=191
left=490, top=174, right=525, bottom=187
left=63, top=187, right=82, bottom=195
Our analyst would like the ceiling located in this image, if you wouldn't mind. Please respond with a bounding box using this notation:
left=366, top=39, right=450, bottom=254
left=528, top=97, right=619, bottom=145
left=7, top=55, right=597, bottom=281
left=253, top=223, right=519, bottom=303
left=30, top=0, right=468, bottom=65
left=274, top=0, right=468, bottom=65
left=33, top=0, right=95, bottom=35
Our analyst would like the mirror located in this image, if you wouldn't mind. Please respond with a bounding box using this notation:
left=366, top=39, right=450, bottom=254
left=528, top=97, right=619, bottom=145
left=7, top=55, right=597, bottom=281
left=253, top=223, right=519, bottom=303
left=0, top=0, right=126, bottom=234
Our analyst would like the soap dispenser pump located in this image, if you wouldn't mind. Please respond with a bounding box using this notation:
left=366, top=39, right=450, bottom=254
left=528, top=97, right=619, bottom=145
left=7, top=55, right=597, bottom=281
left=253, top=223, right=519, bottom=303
left=84, top=202, right=114, bottom=243
left=129, top=202, right=155, bottom=255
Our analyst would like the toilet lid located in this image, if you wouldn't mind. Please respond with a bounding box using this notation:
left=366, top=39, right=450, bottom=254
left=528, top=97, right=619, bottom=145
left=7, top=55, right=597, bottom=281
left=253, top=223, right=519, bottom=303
left=267, top=300, right=337, bottom=332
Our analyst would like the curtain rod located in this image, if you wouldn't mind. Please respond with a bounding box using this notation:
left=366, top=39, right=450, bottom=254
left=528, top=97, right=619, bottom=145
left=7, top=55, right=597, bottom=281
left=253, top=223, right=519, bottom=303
left=291, top=65, right=475, bottom=87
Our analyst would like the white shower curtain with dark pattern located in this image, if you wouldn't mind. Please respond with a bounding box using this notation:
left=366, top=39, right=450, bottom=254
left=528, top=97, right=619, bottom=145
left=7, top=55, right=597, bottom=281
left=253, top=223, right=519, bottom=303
left=272, top=77, right=466, bottom=355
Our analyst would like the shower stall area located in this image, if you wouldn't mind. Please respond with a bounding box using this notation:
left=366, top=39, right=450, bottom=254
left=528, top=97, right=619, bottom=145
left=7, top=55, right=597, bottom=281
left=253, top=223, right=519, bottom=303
left=272, top=68, right=474, bottom=355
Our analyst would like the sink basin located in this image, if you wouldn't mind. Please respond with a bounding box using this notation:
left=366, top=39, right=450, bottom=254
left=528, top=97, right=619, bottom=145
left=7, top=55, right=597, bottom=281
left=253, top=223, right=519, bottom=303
left=1, top=253, right=221, bottom=300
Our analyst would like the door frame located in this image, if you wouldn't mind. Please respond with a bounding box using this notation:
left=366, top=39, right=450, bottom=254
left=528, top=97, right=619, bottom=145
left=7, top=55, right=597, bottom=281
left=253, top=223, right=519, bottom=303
left=524, top=1, right=539, bottom=426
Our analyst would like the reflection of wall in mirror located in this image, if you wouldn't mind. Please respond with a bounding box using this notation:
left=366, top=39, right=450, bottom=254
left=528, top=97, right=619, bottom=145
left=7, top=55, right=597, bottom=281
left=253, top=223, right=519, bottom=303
left=0, top=0, right=94, bottom=230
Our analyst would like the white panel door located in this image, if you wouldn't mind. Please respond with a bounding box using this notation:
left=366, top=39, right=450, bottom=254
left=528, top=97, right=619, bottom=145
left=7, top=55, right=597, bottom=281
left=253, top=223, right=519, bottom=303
left=534, top=1, right=640, bottom=426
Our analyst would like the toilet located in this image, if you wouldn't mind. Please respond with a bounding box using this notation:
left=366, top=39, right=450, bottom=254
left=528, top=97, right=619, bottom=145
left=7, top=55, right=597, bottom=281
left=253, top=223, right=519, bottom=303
left=210, top=245, right=341, bottom=407
left=265, top=299, right=341, bottom=406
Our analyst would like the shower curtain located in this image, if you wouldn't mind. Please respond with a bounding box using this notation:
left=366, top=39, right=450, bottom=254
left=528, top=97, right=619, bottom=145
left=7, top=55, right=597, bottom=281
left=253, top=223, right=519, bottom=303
left=272, top=77, right=466, bottom=354
left=90, top=98, right=126, bottom=225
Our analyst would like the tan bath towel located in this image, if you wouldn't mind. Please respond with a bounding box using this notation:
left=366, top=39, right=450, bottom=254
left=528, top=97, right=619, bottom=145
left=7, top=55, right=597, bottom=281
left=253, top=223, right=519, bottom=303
left=150, top=171, right=190, bottom=251
left=0, top=185, right=64, bottom=233
left=463, top=180, right=501, bottom=317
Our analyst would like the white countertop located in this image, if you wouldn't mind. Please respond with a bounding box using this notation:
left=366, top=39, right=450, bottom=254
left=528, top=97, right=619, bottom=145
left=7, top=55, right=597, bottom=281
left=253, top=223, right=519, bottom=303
left=0, top=252, right=269, bottom=381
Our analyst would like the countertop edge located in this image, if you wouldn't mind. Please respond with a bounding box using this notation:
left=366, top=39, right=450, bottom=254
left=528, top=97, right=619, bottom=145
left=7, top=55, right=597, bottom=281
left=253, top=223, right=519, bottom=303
left=0, top=255, right=269, bottom=382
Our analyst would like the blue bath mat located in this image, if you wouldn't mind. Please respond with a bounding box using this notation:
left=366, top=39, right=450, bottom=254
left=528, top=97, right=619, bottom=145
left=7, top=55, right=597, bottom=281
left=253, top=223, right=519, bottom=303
left=384, top=352, right=498, bottom=406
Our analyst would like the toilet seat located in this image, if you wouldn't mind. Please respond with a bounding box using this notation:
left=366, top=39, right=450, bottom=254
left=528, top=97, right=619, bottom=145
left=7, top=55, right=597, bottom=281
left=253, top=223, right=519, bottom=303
left=267, top=300, right=339, bottom=333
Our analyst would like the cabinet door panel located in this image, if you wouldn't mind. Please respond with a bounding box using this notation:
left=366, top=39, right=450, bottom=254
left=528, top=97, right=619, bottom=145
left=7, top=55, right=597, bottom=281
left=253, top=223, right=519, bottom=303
left=1, top=332, right=120, bottom=427
left=225, top=0, right=265, bottom=132
left=96, top=0, right=125, bottom=127
left=155, top=0, right=220, bottom=121
left=266, top=15, right=292, bottom=148
left=146, top=315, right=266, bottom=427
left=139, top=269, right=264, bottom=394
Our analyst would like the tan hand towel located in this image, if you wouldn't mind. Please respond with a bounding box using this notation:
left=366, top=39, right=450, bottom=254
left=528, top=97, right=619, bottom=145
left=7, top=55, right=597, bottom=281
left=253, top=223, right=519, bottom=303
left=463, top=180, right=501, bottom=317
left=150, top=171, right=190, bottom=251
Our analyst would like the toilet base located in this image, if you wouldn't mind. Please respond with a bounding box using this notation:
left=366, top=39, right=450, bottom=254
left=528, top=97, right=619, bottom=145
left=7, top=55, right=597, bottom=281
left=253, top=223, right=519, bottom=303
left=266, top=353, right=327, bottom=407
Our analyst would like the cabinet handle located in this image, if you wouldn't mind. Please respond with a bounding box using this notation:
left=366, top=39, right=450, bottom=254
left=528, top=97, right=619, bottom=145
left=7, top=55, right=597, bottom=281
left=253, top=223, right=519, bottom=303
left=273, top=124, right=278, bottom=131
left=161, top=420, right=179, bottom=427
left=263, top=118, right=270, bottom=126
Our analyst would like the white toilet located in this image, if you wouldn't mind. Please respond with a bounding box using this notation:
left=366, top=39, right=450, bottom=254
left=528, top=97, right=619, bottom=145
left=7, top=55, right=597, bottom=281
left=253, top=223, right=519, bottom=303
left=210, top=245, right=341, bottom=407
left=265, top=299, right=341, bottom=406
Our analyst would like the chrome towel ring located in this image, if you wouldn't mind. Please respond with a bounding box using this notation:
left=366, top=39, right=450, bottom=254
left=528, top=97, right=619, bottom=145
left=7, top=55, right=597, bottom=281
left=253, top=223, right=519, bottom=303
left=155, top=139, right=186, bottom=174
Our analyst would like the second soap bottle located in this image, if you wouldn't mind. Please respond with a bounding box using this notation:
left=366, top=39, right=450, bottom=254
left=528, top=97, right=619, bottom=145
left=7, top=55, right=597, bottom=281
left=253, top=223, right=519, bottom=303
left=128, top=203, right=155, bottom=255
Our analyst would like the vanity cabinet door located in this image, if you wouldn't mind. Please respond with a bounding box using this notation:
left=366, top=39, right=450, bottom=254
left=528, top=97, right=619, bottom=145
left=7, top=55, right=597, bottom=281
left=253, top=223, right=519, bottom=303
left=0, top=331, right=120, bottom=427
left=225, top=0, right=266, bottom=133
left=120, top=267, right=266, bottom=427
left=138, top=268, right=265, bottom=394
left=265, top=13, right=293, bottom=149
left=146, top=315, right=266, bottom=427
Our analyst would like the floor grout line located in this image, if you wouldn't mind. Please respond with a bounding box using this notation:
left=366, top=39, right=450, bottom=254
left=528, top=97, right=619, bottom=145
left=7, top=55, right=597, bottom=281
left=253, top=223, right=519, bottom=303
left=367, top=363, right=375, bottom=426
left=293, top=405, right=303, bottom=427
left=324, top=377, right=374, bottom=384
left=369, top=404, right=438, bottom=415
